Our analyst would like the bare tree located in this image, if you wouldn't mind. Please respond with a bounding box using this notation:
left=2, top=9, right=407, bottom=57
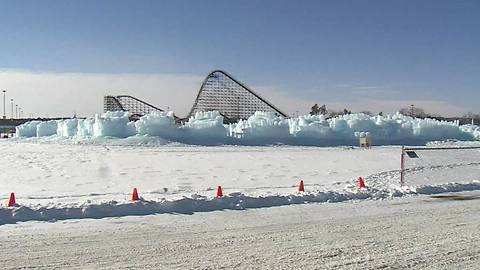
left=463, top=112, right=480, bottom=119
left=360, top=110, right=373, bottom=116
left=399, top=104, right=429, bottom=118
left=310, top=104, right=328, bottom=115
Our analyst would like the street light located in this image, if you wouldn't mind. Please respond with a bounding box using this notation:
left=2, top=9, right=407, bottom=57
left=2, top=90, right=5, bottom=119
left=10, top=99, right=13, bottom=119
left=15, top=104, right=18, bottom=119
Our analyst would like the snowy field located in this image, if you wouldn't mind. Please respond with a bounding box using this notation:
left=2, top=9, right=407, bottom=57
left=1, top=139, right=479, bottom=224
left=1, top=137, right=479, bottom=268
left=1, top=192, right=479, bottom=269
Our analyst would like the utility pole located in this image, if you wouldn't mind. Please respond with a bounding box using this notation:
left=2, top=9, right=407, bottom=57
left=2, top=90, right=5, bottom=119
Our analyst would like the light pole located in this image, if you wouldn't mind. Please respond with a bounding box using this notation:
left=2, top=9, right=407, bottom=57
left=10, top=99, right=13, bottom=119
left=18, top=107, right=22, bottom=119
left=15, top=104, right=18, bottom=119
left=2, top=90, right=5, bottom=119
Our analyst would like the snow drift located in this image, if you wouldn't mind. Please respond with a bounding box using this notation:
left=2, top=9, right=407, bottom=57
left=15, top=111, right=479, bottom=146
left=1, top=180, right=478, bottom=225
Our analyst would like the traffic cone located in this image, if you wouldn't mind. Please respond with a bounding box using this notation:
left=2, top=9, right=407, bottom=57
left=216, top=186, right=223, bottom=198
left=131, top=188, right=139, bottom=201
left=298, top=180, right=305, bottom=192
left=8, top=192, right=16, bottom=207
left=358, top=177, right=365, bottom=189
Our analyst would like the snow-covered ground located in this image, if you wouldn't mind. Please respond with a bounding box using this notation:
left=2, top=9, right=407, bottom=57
left=1, top=192, right=478, bottom=269
left=1, top=138, right=479, bottom=268
left=1, top=140, right=479, bottom=224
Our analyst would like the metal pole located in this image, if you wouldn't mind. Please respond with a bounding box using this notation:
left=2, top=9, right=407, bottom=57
left=2, top=90, right=5, bottom=119
left=400, top=146, right=405, bottom=185
left=15, top=104, right=18, bottom=119
left=10, top=99, right=13, bottom=119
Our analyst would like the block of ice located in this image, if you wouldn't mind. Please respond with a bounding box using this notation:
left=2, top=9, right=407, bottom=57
left=93, top=111, right=136, bottom=138
left=36, top=120, right=58, bottom=137
left=57, top=119, right=79, bottom=137
left=181, top=111, right=228, bottom=145
left=77, top=118, right=95, bottom=137
left=135, top=111, right=177, bottom=138
left=16, top=121, right=41, bottom=137
left=230, top=111, right=290, bottom=144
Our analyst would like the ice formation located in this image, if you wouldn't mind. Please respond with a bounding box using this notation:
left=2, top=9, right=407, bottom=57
left=15, top=111, right=479, bottom=146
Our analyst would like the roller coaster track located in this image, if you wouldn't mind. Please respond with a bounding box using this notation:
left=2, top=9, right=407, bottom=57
left=104, top=70, right=287, bottom=123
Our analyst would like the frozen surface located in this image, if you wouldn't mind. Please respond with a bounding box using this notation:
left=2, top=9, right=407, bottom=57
left=16, top=111, right=479, bottom=146
left=0, top=140, right=479, bottom=224
left=1, top=193, right=479, bottom=269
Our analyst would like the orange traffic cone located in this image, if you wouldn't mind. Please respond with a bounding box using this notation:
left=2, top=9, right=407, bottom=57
left=358, top=177, right=366, bottom=189
left=132, top=188, right=139, bottom=201
left=216, top=186, right=223, bottom=198
left=299, top=180, right=305, bottom=192
left=8, top=192, right=16, bottom=207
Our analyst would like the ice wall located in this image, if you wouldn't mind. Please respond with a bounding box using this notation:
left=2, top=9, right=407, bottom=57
left=230, top=111, right=290, bottom=144
left=16, top=111, right=479, bottom=146
left=57, top=119, right=79, bottom=137
left=16, top=121, right=41, bottom=137
left=181, top=111, right=228, bottom=145
left=93, top=111, right=136, bottom=138
left=135, top=111, right=177, bottom=137
left=36, top=120, right=57, bottom=137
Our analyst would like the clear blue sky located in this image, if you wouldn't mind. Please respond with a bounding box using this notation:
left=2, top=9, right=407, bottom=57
left=0, top=0, right=479, bottom=116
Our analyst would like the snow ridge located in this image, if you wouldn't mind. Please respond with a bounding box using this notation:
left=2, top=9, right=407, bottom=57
left=1, top=181, right=478, bottom=225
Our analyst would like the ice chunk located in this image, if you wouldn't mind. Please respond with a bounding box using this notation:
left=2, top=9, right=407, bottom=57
left=16, top=121, right=41, bottom=137
left=57, top=119, right=78, bottom=137
left=135, top=111, right=177, bottom=137
left=36, top=120, right=58, bottom=137
left=93, top=111, right=136, bottom=138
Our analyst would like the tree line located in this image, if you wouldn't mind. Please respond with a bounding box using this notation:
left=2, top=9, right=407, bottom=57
left=309, top=103, right=479, bottom=120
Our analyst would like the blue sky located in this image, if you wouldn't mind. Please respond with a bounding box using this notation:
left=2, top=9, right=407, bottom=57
left=0, top=0, right=479, bottom=117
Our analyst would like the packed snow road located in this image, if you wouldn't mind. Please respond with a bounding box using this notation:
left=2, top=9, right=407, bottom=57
left=1, top=193, right=478, bottom=269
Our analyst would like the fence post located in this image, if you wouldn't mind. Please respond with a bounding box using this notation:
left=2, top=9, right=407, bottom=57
left=400, top=146, right=405, bottom=186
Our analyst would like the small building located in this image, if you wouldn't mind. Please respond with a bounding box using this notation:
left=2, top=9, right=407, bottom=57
left=359, top=136, right=371, bottom=147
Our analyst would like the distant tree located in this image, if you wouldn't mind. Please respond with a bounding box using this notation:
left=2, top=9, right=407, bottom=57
left=342, top=108, right=351, bottom=115
left=319, top=104, right=327, bottom=115
left=399, top=104, right=429, bottom=118
left=310, top=104, right=328, bottom=115
left=360, top=110, right=373, bottom=116
left=463, top=112, right=480, bottom=119
left=310, top=104, right=320, bottom=115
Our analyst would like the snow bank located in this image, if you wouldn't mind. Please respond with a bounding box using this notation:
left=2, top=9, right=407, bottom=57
left=1, top=180, right=478, bottom=225
left=15, top=111, right=479, bottom=145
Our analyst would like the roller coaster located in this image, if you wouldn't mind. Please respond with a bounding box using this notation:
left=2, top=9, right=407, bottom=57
left=104, top=70, right=287, bottom=122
